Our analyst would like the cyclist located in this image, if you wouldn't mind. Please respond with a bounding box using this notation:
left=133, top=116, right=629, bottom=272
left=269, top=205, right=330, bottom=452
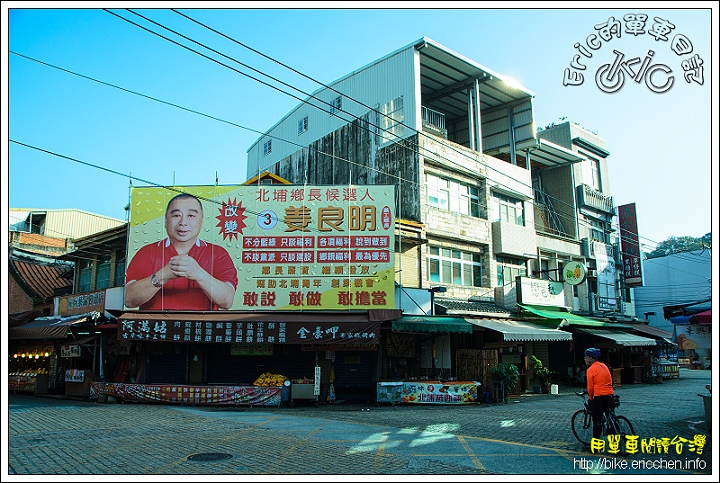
left=584, top=347, right=614, bottom=440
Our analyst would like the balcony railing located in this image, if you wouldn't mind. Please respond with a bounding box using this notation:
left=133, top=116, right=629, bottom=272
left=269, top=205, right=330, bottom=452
left=422, top=106, right=447, bottom=138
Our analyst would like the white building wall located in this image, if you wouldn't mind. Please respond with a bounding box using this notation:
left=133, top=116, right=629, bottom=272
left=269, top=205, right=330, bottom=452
left=247, top=46, right=419, bottom=176
left=632, top=250, right=712, bottom=332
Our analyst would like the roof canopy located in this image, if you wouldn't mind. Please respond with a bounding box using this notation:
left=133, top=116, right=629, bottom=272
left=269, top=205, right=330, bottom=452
left=517, top=304, right=631, bottom=329
left=465, top=318, right=572, bottom=342
left=391, top=316, right=473, bottom=334
left=576, top=328, right=657, bottom=347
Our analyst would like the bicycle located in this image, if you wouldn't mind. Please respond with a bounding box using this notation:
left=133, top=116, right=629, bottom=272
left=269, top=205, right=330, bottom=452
left=571, top=390, right=634, bottom=449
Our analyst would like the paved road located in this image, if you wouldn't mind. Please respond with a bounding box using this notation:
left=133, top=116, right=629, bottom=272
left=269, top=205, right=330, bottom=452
left=5, top=368, right=714, bottom=477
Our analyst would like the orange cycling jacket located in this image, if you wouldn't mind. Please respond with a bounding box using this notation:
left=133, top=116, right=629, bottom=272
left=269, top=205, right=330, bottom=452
left=586, top=361, right=614, bottom=399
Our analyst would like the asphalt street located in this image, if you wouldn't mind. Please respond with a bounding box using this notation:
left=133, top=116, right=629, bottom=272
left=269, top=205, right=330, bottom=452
left=4, top=368, right=714, bottom=479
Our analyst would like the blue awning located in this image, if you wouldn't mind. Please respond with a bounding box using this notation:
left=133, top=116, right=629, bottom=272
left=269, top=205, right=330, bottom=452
left=391, top=316, right=473, bottom=334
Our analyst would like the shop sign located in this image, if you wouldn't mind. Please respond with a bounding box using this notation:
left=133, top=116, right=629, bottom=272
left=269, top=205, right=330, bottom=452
left=120, top=319, right=380, bottom=345
left=65, top=369, right=85, bottom=382
left=90, top=382, right=281, bottom=406
left=58, top=291, right=106, bottom=316
left=61, top=345, right=81, bottom=358
left=562, top=261, right=588, bottom=285
left=516, top=276, right=565, bottom=307
left=401, top=381, right=480, bottom=404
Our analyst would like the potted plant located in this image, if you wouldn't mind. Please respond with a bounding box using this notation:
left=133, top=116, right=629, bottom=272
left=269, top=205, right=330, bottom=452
left=530, top=355, right=553, bottom=394
left=490, top=363, right=519, bottom=403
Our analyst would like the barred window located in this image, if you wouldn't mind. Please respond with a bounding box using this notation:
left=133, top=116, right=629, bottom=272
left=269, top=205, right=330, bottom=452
left=263, top=139, right=272, bottom=156
left=298, top=116, right=308, bottom=135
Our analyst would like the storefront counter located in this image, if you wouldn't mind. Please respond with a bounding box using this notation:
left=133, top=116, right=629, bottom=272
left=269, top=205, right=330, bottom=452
left=90, top=382, right=282, bottom=407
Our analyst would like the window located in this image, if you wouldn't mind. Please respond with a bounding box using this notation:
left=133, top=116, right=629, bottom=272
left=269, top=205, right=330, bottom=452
left=380, top=96, right=404, bottom=144
left=426, top=174, right=480, bottom=217
left=263, top=139, right=272, bottom=156
left=114, top=252, right=125, bottom=287
left=588, top=218, right=607, bottom=243
left=78, top=260, right=93, bottom=293
left=298, top=116, right=308, bottom=135
left=496, top=256, right=527, bottom=287
left=494, top=193, right=524, bottom=226
left=427, top=246, right=483, bottom=287
left=582, top=156, right=601, bottom=190
left=96, top=254, right=111, bottom=290
left=330, top=96, right=342, bottom=115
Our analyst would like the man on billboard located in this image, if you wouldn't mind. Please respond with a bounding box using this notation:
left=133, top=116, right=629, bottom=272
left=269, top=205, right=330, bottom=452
left=124, top=193, right=238, bottom=310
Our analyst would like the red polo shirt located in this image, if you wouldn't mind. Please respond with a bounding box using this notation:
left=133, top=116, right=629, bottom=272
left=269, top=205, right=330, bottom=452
left=126, top=238, right=238, bottom=310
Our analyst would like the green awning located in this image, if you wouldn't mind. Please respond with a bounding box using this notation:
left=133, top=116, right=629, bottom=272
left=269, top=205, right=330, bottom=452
left=517, top=304, right=631, bottom=329
left=391, top=316, right=473, bottom=334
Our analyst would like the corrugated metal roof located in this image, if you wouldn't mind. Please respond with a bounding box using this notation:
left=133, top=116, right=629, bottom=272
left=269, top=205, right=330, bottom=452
left=576, top=328, right=658, bottom=347
left=435, top=298, right=512, bottom=316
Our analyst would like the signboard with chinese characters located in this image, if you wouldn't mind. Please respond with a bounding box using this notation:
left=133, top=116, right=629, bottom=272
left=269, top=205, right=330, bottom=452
left=125, top=185, right=395, bottom=311
left=618, top=203, right=644, bottom=287
left=61, top=345, right=81, bottom=358
left=65, top=369, right=85, bottom=382
left=120, top=318, right=380, bottom=345
left=58, top=290, right=106, bottom=316
left=516, top=276, right=565, bottom=307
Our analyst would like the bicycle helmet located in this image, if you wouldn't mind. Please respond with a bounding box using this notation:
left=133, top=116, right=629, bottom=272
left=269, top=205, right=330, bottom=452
left=584, top=347, right=601, bottom=359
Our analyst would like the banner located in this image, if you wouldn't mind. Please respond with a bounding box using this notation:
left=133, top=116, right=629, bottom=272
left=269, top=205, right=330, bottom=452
left=125, top=185, right=395, bottom=311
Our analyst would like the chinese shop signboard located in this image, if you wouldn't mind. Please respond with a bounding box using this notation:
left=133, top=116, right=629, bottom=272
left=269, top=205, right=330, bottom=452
left=125, top=184, right=395, bottom=311
left=617, top=203, right=644, bottom=287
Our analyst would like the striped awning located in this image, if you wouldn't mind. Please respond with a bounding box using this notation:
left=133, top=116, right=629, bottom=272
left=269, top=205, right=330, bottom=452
left=465, top=318, right=573, bottom=342
left=577, top=328, right=657, bottom=347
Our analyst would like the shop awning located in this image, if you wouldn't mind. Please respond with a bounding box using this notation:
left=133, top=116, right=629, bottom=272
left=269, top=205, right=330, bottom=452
left=517, top=304, right=631, bottom=329
left=391, top=316, right=473, bottom=334
left=627, top=324, right=676, bottom=346
left=690, top=310, right=712, bottom=324
left=576, top=328, right=657, bottom=347
left=465, top=318, right=573, bottom=342
left=8, top=313, right=97, bottom=339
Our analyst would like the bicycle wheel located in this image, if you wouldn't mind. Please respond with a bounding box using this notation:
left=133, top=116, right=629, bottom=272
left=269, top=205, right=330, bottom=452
left=571, top=409, right=593, bottom=445
left=612, top=415, right=634, bottom=443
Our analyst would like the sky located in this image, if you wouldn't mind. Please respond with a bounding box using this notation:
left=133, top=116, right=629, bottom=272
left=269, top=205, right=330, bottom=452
left=3, top=3, right=717, bottom=252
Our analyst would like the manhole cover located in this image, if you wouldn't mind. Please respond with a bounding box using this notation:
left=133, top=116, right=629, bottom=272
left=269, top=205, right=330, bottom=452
left=187, top=452, right=233, bottom=462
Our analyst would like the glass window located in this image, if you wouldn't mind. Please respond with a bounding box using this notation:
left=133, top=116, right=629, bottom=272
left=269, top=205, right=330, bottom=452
left=114, top=252, right=125, bottom=287
left=494, top=193, right=524, bottom=226
left=426, top=173, right=480, bottom=218
left=427, top=245, right=483, bottom=287
left=78, top=260, right=93, bottom=293
left=496, top=256, right=527, bottom=286
left=262, top=139, right=272, bottom=156
left=330, top=96, right=342, bottom=115
left=96, top=255, right=111, bottom=290
left=297, top=116, right=308, bottom=135
left=380, top=96, right=404, bottom=144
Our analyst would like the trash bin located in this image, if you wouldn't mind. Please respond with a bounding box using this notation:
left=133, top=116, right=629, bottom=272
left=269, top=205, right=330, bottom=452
left=698, top=393, right=711, bottom=432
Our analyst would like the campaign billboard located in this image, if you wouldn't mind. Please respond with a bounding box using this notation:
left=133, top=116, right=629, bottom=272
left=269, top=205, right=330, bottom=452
left=124, top=184, right=395, bottom=311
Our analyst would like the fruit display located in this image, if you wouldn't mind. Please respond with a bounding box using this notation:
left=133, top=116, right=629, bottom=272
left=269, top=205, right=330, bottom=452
left=253, top=372, right=288, bottom=386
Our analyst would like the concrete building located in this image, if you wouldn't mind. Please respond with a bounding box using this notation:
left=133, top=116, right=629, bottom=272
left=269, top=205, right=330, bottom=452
left=247, top=37, right=626, bottom=319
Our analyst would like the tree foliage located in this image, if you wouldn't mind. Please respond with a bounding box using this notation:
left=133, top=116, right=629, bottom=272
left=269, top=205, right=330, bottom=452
left=645, top=233, right=711, bottom=259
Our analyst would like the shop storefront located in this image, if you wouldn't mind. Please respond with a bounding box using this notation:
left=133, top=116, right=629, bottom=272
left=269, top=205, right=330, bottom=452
left=9, top=312, right=112, bottom=397
left=88, top=311, right=393, bottom=406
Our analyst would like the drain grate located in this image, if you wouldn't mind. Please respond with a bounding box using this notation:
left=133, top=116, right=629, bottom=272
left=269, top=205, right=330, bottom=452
left=187, top=452, right=233, bottom=462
